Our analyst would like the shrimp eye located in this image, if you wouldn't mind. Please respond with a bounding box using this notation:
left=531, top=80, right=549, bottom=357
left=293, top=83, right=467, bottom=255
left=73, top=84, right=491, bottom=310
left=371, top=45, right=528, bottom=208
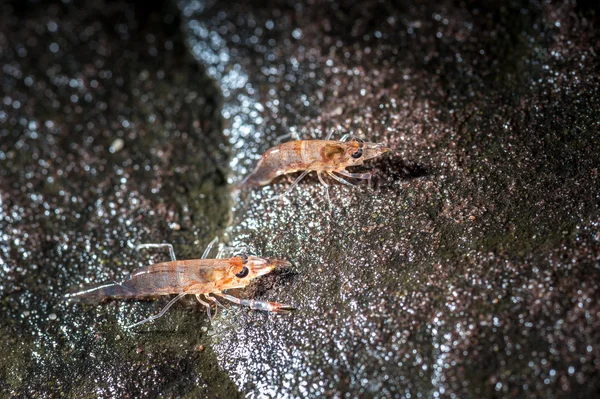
left=351, top=148, right=363, bottom=158
left=236, top=266, right=249, bottom=278
left=239, top=253, right=248, bottom=264
left=351, top=139, right=364, bottom=158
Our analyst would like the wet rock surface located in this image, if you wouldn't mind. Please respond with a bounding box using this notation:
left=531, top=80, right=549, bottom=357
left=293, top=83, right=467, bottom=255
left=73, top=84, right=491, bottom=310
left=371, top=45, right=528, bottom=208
left=180, top=0, right=600, bottom=397
left=1, top=0, right=599, bottom=398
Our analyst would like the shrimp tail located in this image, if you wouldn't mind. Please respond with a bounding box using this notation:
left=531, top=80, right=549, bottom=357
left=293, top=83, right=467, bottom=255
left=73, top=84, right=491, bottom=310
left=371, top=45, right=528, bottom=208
left=64, top=281, right=137, bottom=304
left=238, top=171, right=262, bottom=189
left=238, top=156, right=280, bottom=188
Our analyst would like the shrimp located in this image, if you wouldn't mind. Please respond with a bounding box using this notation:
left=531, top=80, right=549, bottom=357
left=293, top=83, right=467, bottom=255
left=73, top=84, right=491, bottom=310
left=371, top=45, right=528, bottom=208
left=65, top=238, right=294, bottom=329
left=239, top=131, right=389, bottom=204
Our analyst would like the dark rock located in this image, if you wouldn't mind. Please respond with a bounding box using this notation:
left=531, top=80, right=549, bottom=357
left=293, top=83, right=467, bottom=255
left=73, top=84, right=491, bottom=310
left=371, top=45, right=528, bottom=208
left=0, top=0, right=237, bottom=397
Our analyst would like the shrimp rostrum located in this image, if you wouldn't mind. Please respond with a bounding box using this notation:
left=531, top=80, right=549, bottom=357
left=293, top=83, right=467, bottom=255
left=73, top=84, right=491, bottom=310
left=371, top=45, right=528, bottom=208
left=65, top=239, right=294, bottom=329
left=239, top=132, right=389, bottom=202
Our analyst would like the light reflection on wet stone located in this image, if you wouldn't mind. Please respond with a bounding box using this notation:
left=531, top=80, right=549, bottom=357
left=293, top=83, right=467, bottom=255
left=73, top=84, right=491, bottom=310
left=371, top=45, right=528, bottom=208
left=180, top=0, right=600, bottom=397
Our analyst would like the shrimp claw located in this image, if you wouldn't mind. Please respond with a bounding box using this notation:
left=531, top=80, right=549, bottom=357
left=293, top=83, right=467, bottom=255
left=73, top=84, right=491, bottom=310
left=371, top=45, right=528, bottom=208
left=214, top=293, right=295, bottom=314
left=335, top=169, right=373, bottom=180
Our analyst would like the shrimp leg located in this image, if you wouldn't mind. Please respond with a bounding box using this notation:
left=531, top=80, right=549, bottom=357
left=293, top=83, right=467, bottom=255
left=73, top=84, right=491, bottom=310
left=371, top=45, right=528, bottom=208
left=136, top=243, right=176, bottom=261
left=216, top=245, right=226, bottom=259
left=126, top=293, right=186, bottom=329
left=201, top=237, right=219, bottom=259
left=284, top=170, right=311, bottom=195
left=205, top=294, right=226, bottom=319
left=216, top=245, right=248, bottom=259
left=317, top=171, right=332, bottom=209
left=196, top=294, right=213, bottom=323
left=270, top=170, right=311, bottom=201
left=274, top=130, right=301, bottom=143
left=136, top=237, right=217, bottom=262
left=206, top=294, right=226, bottom=309
left=327, top=171, right=356, bottom=187
left=213, top=293, right=295, bottom=314
left=336, top=169, right=373, bottom=180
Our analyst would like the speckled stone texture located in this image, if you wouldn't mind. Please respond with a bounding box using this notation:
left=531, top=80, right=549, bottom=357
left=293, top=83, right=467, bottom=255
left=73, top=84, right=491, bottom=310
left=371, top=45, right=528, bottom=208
left=180, top=0, right=600, bottom=398
left=1, top=0, right=599, bottom=398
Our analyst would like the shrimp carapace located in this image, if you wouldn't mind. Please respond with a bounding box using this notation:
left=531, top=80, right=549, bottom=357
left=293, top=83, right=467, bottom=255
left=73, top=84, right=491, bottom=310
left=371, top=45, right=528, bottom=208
left=65, top=239, right=294, bottom=329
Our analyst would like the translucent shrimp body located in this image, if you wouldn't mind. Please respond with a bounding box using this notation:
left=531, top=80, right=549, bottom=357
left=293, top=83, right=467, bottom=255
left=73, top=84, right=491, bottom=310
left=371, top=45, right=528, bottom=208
left=66, top=256, right=286, bottom=300
left=241, top=139, right=389, bottom=187
left=65, top=240, right=293, bottom=328
left=239, top=134, right=389, bottom=203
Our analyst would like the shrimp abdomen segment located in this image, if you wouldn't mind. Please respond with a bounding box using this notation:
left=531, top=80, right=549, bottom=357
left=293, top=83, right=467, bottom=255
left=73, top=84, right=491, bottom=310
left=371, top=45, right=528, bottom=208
left=65, top=281, right=139, bottom=303
left=241, top=142, right=304, bottom=186
left=67, top=259, right=225, bottom=302
left=241, top=140, right=345, bottom=187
